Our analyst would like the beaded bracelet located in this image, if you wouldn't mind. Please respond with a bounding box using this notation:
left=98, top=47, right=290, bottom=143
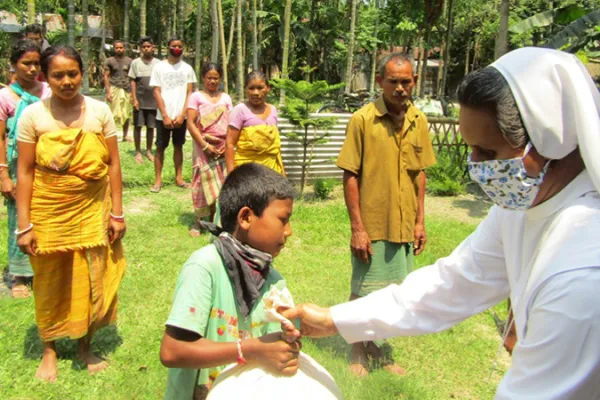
left=236, top=339, right=247, bottom=364
left=15, top=223, right=34, bottom=236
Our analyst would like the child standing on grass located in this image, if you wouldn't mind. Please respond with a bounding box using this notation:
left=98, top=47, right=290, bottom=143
left=160, top=162, right=299, bottom=400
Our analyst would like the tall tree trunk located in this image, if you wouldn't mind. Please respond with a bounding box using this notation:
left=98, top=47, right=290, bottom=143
left=464, top=34, right=471, bottom=75
left=171, top=3, right=177, bottom=38
left=257, top=0, right=263, bottom=66
left=344, top=0, right=358, bottom=93
left=227, top=3, right=236, bottom=64
left=369, top=0, right=380, bottom=92
left=27, top=0, right=36, bottom=24
left=67, top=0, right=75, bottom=46
left=440, top=0, right=454, bottom=97
left=194, top=0, right=203, bottom=80
left=157, top=0, right=163, bottom=58
left=494, top=0, right=510, bottom=59
left=416, top=36, right=424, bottom=97
left=418, top=24, right=431, bottom=97
left=236, top=0, right=244, bottom=100
left=472, top=36, right=480, bottom=71
left=279, top=0, right=292, bottom=104
left=210, top=0, right=219, bottom=62
left=124, top=0, right=130, bottom=46
left=100, top=0, right=107, bottom=63
left=140, top=0, right=147, bottom=36
left=218, top=0, right=228, bottom=92
left=177, top=0, right=185, bottom=39
left=82, top=0, right=90, bottom=92
left=251, top=0, right=258, bottom=70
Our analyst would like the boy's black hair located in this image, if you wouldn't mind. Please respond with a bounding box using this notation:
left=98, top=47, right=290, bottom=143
left=219, top=163, right=295, bottom=233
left=167, top=36, right=184, bottom=47
left=23, top=23, right=43, bottom=36
left=139, top=36, right=154, bottom=46
left=113, top=39, right=125, bottom=46
left=40, top=45, right=83, bottom=76
left=10, top=39, right=40, bottom=65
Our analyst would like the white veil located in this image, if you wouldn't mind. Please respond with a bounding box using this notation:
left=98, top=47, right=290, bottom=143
left=491, top=47, right=600, bottom=193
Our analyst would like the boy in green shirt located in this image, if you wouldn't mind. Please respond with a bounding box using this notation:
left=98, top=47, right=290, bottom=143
left=160, top=163, right=299, bottom=399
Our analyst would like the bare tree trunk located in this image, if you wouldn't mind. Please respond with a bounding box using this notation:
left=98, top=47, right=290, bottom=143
left=171, top=3, right=177, bottom=38
left=472, top=36, right=480, bottom=71
left=124, top=0, right=130, bottom=46
left=177, top=0, right=185, bottom=39
left=494, top=0, right=510, bottom=59
left=27, top=0, right=36, bottom=24
left=100, top=0, right=107, bottom=63
left=218, top=0, right=228, bottom=92
left=418, top=23, right=432, bottom=97
left=82, top=0, right=90, bottom=92
left=344, top=0, right=358, bottom=93
left=437, top=40, right=445, bottom=96
left=236, top=0, right=244, bottom=100
left=67, top=0, right=75, bottom=46
left=210, top=0, right=219, bottom=62
left=440, top=0, right=454, bottom=97
left=252, top=0, right=258, bottom=70
left=464, top=34, right=471, bottom=75
left=157, top=0, right=163, bottom=58
left=416, top=36, right=424, bottom=97
left=140, top=0, right=147, bottom=36
left=369, top=0, right=380, bottom=92
left=227, top=3, right=236, bottom=64
left=279, top=0, right=292, bottom=104
left=195, top=0, right=203, bottom=80
left=257, top=0, right=263, bottom=66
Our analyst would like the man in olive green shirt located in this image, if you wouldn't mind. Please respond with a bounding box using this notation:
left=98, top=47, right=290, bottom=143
left=336, top=53, right=436, bottom=377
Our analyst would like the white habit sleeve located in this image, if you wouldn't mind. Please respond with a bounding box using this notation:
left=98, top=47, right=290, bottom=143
left=331, top=207, right=510, bottom=344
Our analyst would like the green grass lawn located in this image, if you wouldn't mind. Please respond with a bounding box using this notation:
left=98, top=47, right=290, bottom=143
left=0, top=142, right=508, bottom=399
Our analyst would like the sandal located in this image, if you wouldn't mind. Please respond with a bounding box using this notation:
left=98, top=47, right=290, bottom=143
left=11, top=284, right=31, bottom=299
left=149, top=185, right=162, bottom=193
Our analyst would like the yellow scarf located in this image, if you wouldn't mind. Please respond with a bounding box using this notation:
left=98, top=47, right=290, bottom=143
left=31, top=129, right=111, bottom=254
left=234, top=124, right=285, bottom=175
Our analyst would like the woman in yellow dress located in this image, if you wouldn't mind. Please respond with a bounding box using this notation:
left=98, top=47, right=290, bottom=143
left=225, top=70, right=285, bottom=175
left=16, top=45, right=126, bottom=382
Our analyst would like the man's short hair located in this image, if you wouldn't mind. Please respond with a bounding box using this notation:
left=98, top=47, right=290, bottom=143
left=219, top=163, right=295, bottom=233
left=139, top=36, right=154, bottom=46
left=113, top=39, right=125, bottom=46
left=24, top=23, right=43, bottom=36
left=167, top=36, right=184, bottom=47
left=377, top=52, right=414, bottom=78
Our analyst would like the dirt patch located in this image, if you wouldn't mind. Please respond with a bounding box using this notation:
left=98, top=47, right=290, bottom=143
left=426, top=194, right=492, bottom=225
left=125, top=197, right=157, bottom=215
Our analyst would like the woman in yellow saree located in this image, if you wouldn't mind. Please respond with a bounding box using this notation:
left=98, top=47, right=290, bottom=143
left=16, top=46, right=126, bottom=382
left=225, top=70, right=285, bottom=175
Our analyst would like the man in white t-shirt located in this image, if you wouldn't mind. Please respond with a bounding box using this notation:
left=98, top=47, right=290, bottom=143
left=149, top=36, right=196, bottom=193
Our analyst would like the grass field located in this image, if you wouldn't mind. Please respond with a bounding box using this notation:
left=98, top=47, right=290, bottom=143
left=0, top=142, right=508, bottom=400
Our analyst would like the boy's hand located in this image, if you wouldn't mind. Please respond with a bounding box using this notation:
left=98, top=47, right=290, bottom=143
left=246, top=332, right=300, bottom=376
left=277, top=306, right=301, bottom=343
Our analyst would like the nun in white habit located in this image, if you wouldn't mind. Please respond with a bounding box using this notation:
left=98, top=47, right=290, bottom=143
left=283, top=47, right=600, bottom=399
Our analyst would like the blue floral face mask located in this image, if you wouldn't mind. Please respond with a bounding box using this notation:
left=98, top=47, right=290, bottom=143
left=468, top=142, right=550, bottom=211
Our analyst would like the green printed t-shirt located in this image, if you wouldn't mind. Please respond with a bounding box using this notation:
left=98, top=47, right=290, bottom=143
left=164, top=244, right=286, bottom=400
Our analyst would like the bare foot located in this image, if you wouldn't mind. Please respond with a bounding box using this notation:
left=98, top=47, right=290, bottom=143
left=364, top=341, right=406, bottom=375
left=79, top=350, right=109, bottom=375
left=383, top=364, right=407, bottom=376
left=11, top=283, right=31, bottom=299
left=36, top=347, right=58, bottom=382
left=145, top=151, right=155, bottom=162
left=134, top=152, right=143, bottom=164
left=349, top=343, right=369, bottom=378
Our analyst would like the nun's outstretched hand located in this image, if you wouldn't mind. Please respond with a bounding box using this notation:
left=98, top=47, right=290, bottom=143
left=281, top=304, right=339, bottom=338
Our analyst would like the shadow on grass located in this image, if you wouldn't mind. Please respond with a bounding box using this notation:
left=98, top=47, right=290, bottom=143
left=178, top=212, right=196, bottom=228
left=309, top=335, right=349, bottom=359
left=23, top=324, right=123, bottom=369
left=451, top=198, right=489, bottom=219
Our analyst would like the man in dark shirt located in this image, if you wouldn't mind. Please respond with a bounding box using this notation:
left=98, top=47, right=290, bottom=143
left=104, top=40, right=133, bottom=141
left=129, top=36, right=160, bottom=163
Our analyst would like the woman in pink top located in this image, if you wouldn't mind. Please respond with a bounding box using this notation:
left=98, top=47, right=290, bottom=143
left=186, top=63, right=232, bottom=236
left=0, top=40, right=50, bottom=298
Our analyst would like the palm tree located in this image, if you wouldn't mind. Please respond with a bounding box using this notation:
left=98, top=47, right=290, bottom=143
left=494, top=0, right=510, bottom=59
left=236, top=0, right=244, bottom=100
left=82, top=0, right=90, bottom=93
left=140, top=0, right=147, bottom=37
left=67, top=0, right=75, bottom=46
left=279, top=0, right=292, bottom=105
left=27, top=0, right=35, bottom=24
left=177, top=0, right=185, bottom=39
left=210, top=0, right=219, bottom=62
left=344, top=0, right=358, bottom=94
left=251, top=0, right=258, bottom=70
left=194, top=0, right=203, bottom=80
left=124, top=0, right=130, bottom=48
left=218, top=0, right=228, bottom=92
